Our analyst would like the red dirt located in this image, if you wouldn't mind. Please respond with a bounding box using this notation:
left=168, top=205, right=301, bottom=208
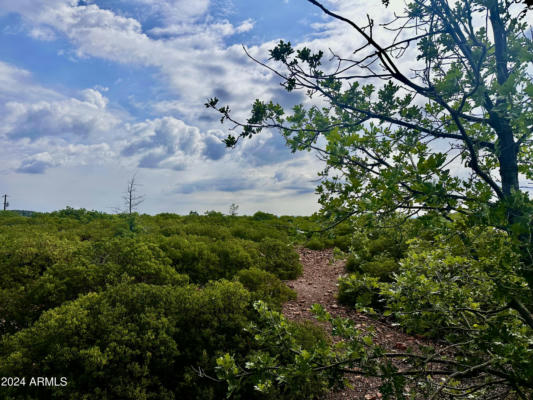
left=282, top=248, right=426, bottom=400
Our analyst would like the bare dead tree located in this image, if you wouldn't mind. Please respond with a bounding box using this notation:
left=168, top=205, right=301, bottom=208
left=122, top=175, right=145, bottom=215
left=229, top=203, right=239, bottom=216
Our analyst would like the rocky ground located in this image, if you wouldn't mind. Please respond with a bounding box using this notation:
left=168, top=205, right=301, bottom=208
left=282, top=248, right=426, bottom=400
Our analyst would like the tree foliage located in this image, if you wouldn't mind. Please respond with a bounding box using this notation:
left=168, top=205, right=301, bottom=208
left=206, top=0, right=533, bottom=398
left=207, top=0, right=532, bottom=225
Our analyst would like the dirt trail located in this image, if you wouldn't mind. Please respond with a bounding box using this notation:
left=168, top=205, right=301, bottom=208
left=282, top=248, right=424, bottom=400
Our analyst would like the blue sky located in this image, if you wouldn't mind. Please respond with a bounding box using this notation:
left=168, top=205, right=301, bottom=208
left=4, top=0, right=525, bottom=215
left=1, top=0, right=369, bottom=215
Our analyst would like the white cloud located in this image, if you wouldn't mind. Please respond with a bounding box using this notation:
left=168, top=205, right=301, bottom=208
left=1, top=1, right=273, bottom=126
left=0, top=0, right=375, bottom=214
left=122, top=0, right=211, bottom=23
left=16, top=151, right=57, bottom=174
left=28, top=26, right=56, bottom=41
left=0, top=61, right=62, bottom=104
left=0, top=0, right=74, bottom=19
left=15, top=143, right=114, bottom=174
left=121, top=117, right=227, bottom=170
left=236, top=18, right=254, bottom=33
left=4, top=89, right=120, bottom=141
left=80, top=88, right=109, bottom=109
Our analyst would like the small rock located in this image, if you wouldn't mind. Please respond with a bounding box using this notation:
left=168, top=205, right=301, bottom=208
left=394, top=342, right=408, bottom=350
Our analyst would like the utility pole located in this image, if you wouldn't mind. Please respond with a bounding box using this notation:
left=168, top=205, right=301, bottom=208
left=2, top=194, right=8, bottom=211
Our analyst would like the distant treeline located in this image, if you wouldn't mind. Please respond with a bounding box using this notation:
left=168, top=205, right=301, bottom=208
left=3, top=209, right=37, bottom=217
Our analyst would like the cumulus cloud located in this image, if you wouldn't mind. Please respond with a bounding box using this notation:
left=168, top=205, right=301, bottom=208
left=1, top=1, right=273, bottom=126
left=236, top=18, right=254, bottom=33
left=202, top=134, right=226, bottom=160
left=238, top=130, right=294, bottom=167
left=121, top=0, right=211, bottom=24
left=273, top=164, right=317, bottom=195
left=148, top=18, right=252, bottom=38
left=0, top=0, right=374, bottom=213
left=172, top=156, right=320, bottom=196
left=0, top=0, right=72, bottom=19
left=28, top=26, right=57, bottom=41
left=5, top=89, right=119, bottom=141
left=175, top=177, right=258, bottom=194
left=15, top=142, right=114, bottom=174
left=0, top=61, right=61, bottom=105
left=16, top=152, right=57, bottom=174
left=121, top=117, right=227, bottom=169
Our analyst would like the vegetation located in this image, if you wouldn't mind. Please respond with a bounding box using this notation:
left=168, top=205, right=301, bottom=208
left=1, top=0, right=532, bottom=398
left=0, top=209, right=339, bottom=399
left=207, top=0, right=533, bottom=398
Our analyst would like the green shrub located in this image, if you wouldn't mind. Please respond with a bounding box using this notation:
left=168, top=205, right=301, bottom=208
left=0, top=281, right=252, bottom=400
left=183, top=222, right=231, bottom=239
left=252, top=211, right=277, bottom=221
left=344, top=254, right=362, bottom=272
left=304, top=237, right=325, bottom=250
left=289, top=320, right=329, bottom=350
left=50, top=207, right=107, bottom=222
left=88, top=237, right=172, bottom=269
left=258, top=239, right=302, bottom=279
left=235, top=268, right=296, bottom=309
left=337, top=273, right=386, bottom=311
left=215, top=302, right=338, bottom=400
left=382, top=230, right=529, bottom=338
left=159, top=236, right=261, bottom=283
left=0, top=233, right=79, bottom=290
left=332, top=235, right=351, bottom=251
left=0, top=238, right=189, bottom=334
left=359, top=256, right=399, bottom=281
left=230, top=225, right=276, bottom=242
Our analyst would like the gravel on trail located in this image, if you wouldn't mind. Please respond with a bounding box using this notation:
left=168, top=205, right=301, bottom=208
left=282, top=248, right=426, bottom=400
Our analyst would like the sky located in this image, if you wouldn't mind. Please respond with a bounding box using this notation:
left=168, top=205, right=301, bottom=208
left=0, top=1, right=530, bottom=215
left=0, top=0, right=386, bottom=215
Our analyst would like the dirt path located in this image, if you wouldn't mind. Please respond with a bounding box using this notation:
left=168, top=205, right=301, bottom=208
left=282, top=248, right=424, bottom=400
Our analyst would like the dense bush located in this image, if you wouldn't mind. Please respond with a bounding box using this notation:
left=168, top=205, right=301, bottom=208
left=216, top=302, right=336, bottom=400
left=336, top=273, right=384, bottom=311
left=216, top=220, right=533, bottom=399
left=302, top=235, right=351, bottom=252
left=0, top=239, right=189, bottom=334
left=348, top=233, right=406, bottom=280
left=304, top=237, right=328, bottom=250
left=235, top=268, right=296, bottom=309
left=357, top=257, right=399, bottom=282
left=1, top=281, right=333, bottom=400
left=0, top=233, right=79, bottom=290
left=344, top=253, right=361, bottom=272
left=0, top=209, right=329, bottom=399
left=257, top=238, right=302, bottom=279
left=338, top=216, right=443, bottom=304
left=157, top=236, right=262, bottom=282
left=0, top=281, right=253, bottom=400
left=383, top=227, right=531, bottom=337
left=252, top=211, right=277, bottom=221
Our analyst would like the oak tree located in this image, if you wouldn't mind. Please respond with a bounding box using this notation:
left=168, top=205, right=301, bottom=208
left=207, top=1, right=533, bottom=397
